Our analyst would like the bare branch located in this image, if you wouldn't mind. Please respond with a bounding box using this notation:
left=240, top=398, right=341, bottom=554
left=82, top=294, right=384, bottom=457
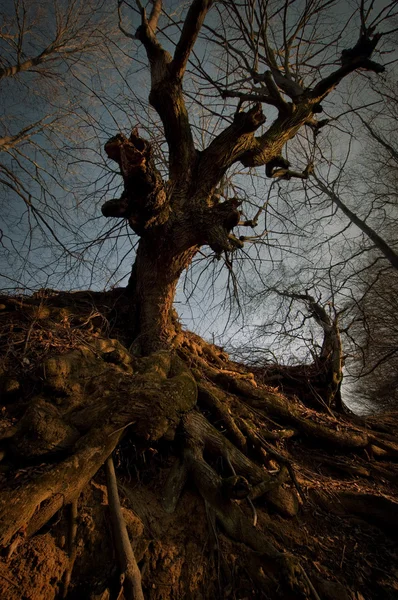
left=314, top=175, right=398, bottom=271
left=358, top=115, right=398, bottom=162
left=148, top=0, right=162, bottom=33
left=311, top=29, right=385, bottom=100
left=197, top=104, right=267, bottom=191
left=171, top=0, right=213, bottom=80
left=118, top=1, right=137, bottom=40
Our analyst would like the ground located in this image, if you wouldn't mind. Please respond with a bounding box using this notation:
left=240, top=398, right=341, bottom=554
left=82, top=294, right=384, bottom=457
left=0, top=289, right=397, bottom=600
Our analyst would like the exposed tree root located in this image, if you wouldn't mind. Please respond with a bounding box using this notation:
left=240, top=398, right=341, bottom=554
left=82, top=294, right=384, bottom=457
left=161, top=457, right=189, bottom=514
left=1, top=293, right=398, bottom=598
left=0, top=423, right=123, bottom=547
left=105, top=455, right=144, bottom=600
left=196, top=359, right=395, bottom=455
left=182, top=441, right=308, bottom=593
left=313, top=489, right=398, bottom=536
left=197, top=381, right=247, bottom=451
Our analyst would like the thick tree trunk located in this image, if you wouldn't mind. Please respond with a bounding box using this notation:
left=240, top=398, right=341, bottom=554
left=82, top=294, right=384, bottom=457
left=0, top=5, right=393, bottom=599
left=130, top=237, right=198, bottom=353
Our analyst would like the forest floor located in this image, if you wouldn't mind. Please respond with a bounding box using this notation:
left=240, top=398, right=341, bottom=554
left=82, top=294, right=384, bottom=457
left=0, top=289, right=397, bottom=600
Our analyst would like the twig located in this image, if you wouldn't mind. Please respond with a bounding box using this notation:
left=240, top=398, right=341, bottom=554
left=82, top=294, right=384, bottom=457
left=0, top=572, right=20, bottom=589
left=108, top=421, right=136, bottom=436
left=23, top=321, right=35, bottom=355
left=340, top=544, right=346, bottom=569
left=247, top=497, right=258, bottom=527
left=299, top=564, right=322, bottom=600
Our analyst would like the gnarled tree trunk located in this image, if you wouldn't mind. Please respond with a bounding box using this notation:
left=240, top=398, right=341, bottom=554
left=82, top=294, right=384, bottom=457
left=0, top=3, right=395, bottom=600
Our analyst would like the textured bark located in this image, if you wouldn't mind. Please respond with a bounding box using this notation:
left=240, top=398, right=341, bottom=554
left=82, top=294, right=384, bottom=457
left=101, top=10, right=385, bottom=356
left=130, top=239, right=197, bottom=352
left=0, top=5, right=394, bottom=599
left=1, top=292, right=398, bottom=599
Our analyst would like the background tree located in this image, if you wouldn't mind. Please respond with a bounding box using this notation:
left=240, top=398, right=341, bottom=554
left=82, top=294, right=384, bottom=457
left=348, top=262, right=398, bottom=410
left=338, top=75, right=398, bottom=410
left=231, top=45, right=398, bottom=414
left=0, top=0, right=130, bottom=290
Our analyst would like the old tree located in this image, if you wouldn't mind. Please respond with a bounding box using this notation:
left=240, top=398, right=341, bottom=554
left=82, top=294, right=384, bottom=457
left=1, top=1, right=398, bottom=599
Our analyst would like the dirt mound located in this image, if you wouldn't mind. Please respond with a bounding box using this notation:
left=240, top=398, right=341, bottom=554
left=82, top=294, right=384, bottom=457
left=0, top=290, right=397, bottom=599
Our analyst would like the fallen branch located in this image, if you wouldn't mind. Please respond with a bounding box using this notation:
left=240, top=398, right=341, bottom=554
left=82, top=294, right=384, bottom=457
left=105, top=455, right=144, bottom=600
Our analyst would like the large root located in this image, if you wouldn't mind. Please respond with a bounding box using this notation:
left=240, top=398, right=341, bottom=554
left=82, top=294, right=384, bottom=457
left=0, top=348, right=197, bottom=547
left=1, top=294, right=398, bottom=599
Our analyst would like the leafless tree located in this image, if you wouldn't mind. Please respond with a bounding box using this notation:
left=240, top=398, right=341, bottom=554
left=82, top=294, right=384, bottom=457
left=234, top=37, right=398, bottom=412
left=346, top=261, right=398, bottom=411
left=1, top=2, right=398, bottom=599
left=0, top=0, right=129, bottom=289
left=329, top=75, right=398, bottom=410
left=102, top=0, right=395, bottom=355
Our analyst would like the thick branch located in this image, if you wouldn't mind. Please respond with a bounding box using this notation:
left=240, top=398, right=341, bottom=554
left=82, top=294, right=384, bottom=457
left=0, top=118, right=57, bottom=151
left=239, top=104, right=313, bottom=168
left=260, top=71, right=291, bottom=111
left=310, top=30, right=384, bottom=100
left=135, top=1, right=168, bottom=67
left=233, top=30, right=384, bottom=170
left=198, top=104, right=266, bottom=188
left=0, top=50, right=57, bottom=80
left=171, top=0, right=213, bottom=80
left=102, top=130, right=168, bottom=235
left=135, top=3, right=197, bottom=186
left=147, top=0, right=162, bottom=33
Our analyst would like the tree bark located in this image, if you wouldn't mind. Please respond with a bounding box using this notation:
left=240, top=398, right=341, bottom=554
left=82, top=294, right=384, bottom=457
left=130, top=238, right=198, bottom=352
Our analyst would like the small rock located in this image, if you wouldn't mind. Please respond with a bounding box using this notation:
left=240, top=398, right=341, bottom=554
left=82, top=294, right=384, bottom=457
left=266, top=486, right=299, bottom=518
left=315, top=578, right=353, bottom=600
left=3, top=378, right=20, bottom=395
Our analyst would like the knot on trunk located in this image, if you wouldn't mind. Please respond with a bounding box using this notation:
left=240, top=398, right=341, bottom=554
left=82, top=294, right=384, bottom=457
left=233, top=102, right=267, bottom=132
left=102, top=129, right=169, bottom=235
left=204, top=198, right=244, bottom=255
